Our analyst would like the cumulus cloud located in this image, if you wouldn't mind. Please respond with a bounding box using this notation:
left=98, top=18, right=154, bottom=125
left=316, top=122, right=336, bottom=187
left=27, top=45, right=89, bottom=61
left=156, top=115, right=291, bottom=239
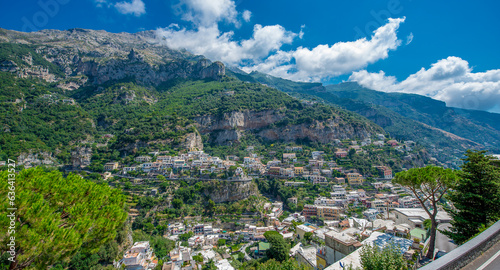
left=349, top=56, right=500, bottom=113
left=115, top=0, right=146, bottom=16
left=242, top=10, right=252, bottom=22
left=174, top=0, right=239, bottom=26
left=157, top=0, right=406, bottom=83
left=158, top=0, right=300, bottom=65
left=156, top=24, right=297, bottom=65
left=243, top=17, right=406, bottom=81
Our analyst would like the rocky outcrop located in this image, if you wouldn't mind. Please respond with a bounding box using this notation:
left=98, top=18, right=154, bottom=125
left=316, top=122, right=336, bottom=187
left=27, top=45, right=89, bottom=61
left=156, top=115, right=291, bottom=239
left=73, top=55, right=224, bottom=85
left=203, top=180, right=258, bottom=203
left=0, top=60, right=19, bottom=72
left=1, top=28, right=225, bottom=85
left=182, top=132, right=204, bottom=151
left=195, top=110, right=374, bottom=145
left=18, top=152, right=57, bottom=167
left=195, top=110, right=283, bottom=132
left=71, top=147, right=92, bottom=169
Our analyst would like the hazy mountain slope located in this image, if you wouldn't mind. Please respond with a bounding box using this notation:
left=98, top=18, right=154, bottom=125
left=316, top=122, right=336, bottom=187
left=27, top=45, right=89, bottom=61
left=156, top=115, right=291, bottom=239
left=240, top=71, right=497, bottom=159
left=325, top=82, right=500, bottom=150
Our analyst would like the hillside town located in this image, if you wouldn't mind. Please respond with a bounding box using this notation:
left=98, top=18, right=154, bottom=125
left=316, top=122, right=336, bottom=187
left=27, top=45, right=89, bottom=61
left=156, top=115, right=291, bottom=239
left=85, top=134, right=427, bottom=181
left=108, top=136, right=459, bottom=270
left=117, top=190, right=450, bottom=269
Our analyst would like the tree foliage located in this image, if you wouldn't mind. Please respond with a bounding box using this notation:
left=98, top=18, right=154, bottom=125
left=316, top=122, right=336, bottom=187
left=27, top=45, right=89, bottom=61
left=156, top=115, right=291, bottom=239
left=358, top=244, right=407, bottom=270
left=263, top=231, right=289, bottom=262
left=0, top=168, right=127, bottom=269
left=256, top=259, right=306, bottom=270
left=443, top=150, right=500, bottom=244
left=303, top=232, right=313, bottom=243
left=393, top=166, right=458, bottom=259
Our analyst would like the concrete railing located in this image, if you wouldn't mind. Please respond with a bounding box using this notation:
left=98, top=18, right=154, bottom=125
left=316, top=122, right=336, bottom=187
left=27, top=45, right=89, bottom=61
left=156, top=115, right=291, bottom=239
left=419, top=220, right=500, bottom=270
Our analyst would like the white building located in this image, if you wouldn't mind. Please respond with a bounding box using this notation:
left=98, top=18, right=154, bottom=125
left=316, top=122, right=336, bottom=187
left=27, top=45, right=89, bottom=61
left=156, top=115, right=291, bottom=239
left=325, top=232, right=413, bottom=270
left=120, top=241, right=155, bottom=270
left=393, top=208, right=451, bottom=229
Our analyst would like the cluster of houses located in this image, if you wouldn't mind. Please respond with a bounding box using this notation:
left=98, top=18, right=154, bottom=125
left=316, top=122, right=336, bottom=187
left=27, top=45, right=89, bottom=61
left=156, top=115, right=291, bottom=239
left=100, top=136, right=412, bottom=183
left=298, top=179, right=423, bottom=223
left=292, top=206, right=450, bottom=270
left=103, top=150, right=253, bottom=179
left=117, top=174, right=451, bottom=270
left=144, top=202, right=450, bottom=270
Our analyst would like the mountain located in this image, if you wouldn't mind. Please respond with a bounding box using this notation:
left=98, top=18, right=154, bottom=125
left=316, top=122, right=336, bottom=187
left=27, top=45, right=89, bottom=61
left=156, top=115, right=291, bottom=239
left=0, top=28, right=383, bottom=163
left=325, top=82, right=500, bottom=150
left=236, top=71, right=500, bottom=160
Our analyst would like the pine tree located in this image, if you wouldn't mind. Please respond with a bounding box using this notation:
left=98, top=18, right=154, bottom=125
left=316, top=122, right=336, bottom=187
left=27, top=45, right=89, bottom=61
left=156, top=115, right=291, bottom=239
left=443, top=150, right=500, bottom=244
left=393, top=166, right=458, bottom=259
left=0, top=168, right=127, bottom=269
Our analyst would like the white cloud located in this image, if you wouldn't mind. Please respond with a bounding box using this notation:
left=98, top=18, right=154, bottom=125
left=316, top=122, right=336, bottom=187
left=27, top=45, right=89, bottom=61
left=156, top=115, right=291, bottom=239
left=156, top=24, right=297, bottom=65
left=406, top=32, right=413, bottom=45
left=115, top=0, right=146, bottom=16
left=299, top=25, right=305, bottom=39
left=159, top=0, right=406, bottom=83
left=175, top=0, right=239, bottom=26
left=349, top=56, right=500, bottom=113
left=243, top=17, right=406, bottom=82
left=158, top=0, right=299, bottom=65
left=242, top=10, right=252, bottom=22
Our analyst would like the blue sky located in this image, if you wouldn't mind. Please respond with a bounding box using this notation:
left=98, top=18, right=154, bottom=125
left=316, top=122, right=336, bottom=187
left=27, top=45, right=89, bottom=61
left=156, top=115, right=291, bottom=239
left=1, top=0, right=500, bottom=112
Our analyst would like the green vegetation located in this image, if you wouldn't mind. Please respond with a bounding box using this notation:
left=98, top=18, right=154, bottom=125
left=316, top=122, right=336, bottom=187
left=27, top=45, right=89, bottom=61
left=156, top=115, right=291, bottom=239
left=244, top=72, right=500, bottom=163
left=1, top=61, right=386, bottom=162
left=263, top=231, right=289, bottom=262
left=132, top=230, right=175, bottom=260
left=255, top=259, right=306, bottom=270
left=0, top=168, right=127, bottom=269
left=0, top=73, right=95, bottom=160
left=444, top=150, right=500, bottom=244
left=393, top=166, right=458, bottom=259
left=356, top=244, right=408, bottom=270
left=0, top=43, right=65, bottom=77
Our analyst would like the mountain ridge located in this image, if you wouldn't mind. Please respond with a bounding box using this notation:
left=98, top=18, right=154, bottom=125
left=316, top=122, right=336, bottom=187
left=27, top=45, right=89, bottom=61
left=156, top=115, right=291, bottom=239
left=231, top=70, right=499, bottom=161
left=0, top=28, right=384, bottom=165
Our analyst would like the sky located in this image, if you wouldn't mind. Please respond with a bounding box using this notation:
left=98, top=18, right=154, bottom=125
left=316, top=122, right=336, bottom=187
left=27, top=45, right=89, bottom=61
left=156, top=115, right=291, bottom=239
left=1, top=0, right=500, bottom=113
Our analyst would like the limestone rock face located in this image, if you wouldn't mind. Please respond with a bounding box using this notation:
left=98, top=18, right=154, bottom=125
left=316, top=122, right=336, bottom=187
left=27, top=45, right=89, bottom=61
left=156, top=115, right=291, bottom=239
left=203, top=180, right=258, bottom=203
left=199, top=61, right=225, bottom=79
left=71, top=147, right=92, bottom=169
left=18, top=152, right=56, bottom=167
left=0, top=28, right=225, bottom=85
left=195, top=109, right=374, bottom=145
left=182, top=132, right=204, bottom=151
left=195, top=110, right=283, bottom=132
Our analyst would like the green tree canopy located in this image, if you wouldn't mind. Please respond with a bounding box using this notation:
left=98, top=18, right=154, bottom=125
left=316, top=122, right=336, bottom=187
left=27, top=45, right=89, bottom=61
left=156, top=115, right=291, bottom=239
left=0, top=168, right=127, bottom=269
left=303, top=232, right=313, bottom=243
left=172, top=198, right=183, bottom=209
left=358, top=244, right=407, bottom=270
left=443, top=150, right=500, bottom=244
left=256, top=258, right=306, bottom=270
left=179, top=231, right=194, bottom=241
left=263, top=231, right=290, bottom=262
left=393, top=166, right=458, bottom=259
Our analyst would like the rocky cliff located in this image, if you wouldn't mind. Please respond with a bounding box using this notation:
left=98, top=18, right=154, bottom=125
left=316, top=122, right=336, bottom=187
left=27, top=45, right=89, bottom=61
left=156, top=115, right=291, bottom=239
left=195, top=109, right=377, bottom=145
left=0, top=28, right=225, bottom=86
left=203, top=180, right=258, bottom=203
